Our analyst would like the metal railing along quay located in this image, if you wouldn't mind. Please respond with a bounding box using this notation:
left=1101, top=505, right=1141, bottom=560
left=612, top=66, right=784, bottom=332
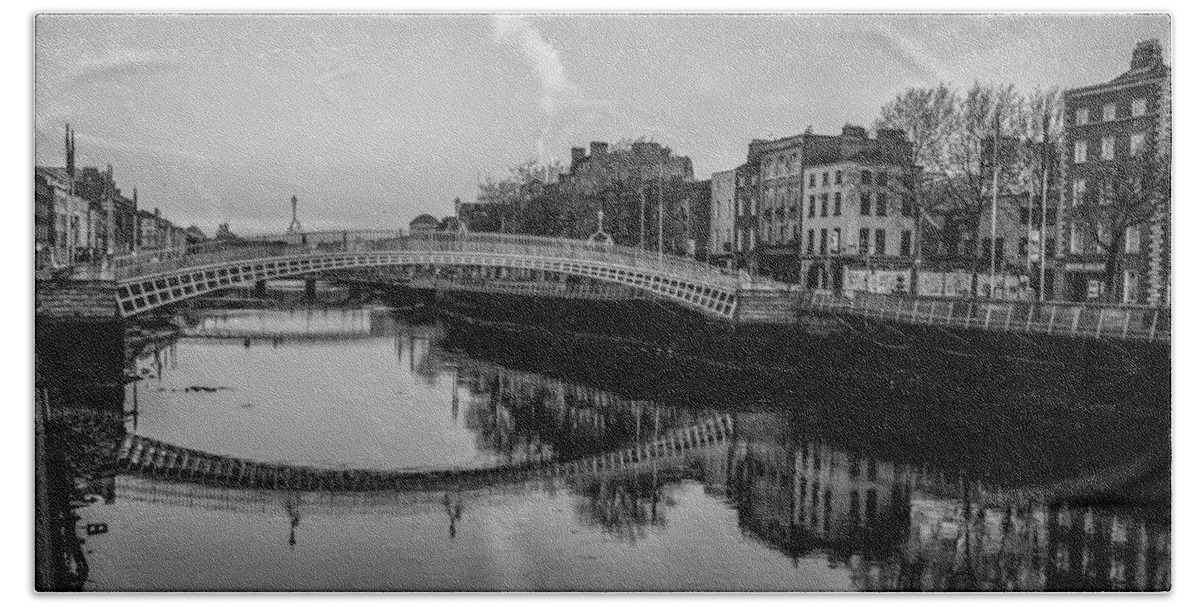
left=798, top=290, right=1170, bottom=343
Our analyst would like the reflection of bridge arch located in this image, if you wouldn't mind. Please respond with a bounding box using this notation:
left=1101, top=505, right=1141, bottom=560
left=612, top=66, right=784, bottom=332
left=114, top=414, right=733, bottom=494
left=110, top=232, right=742, bottom=319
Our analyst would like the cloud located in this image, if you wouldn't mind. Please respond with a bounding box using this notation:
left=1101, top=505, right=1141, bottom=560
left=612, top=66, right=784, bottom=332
left=492, top=15, right=575, bottom=113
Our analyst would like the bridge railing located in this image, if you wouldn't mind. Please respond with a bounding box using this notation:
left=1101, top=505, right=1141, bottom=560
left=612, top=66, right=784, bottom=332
left=800, top=290, right=1170, bottom=342
left=107, top=230, right=741, bottom=289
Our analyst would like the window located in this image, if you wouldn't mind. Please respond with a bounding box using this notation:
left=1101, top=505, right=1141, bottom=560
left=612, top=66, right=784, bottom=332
left=874, top=229, right=886, bottom=255
left=1046, top=238, right=1056, bottom=257
left=875, top=193, right=887, bottom=216
left=859, top=228, right=870, bottom=254
left=832, top=228, right=842, bottom=253
left=1103, top=103, right=1116, bottom=122
left=1046, top=208, right=1058, bottom=226
left=1076, top=107, right=1089, bottom=125
left=1123, top=271, right=1139, bottom=303
left=1095, top=225, right=1108, bottom=254
left=790, top=153, right=798, bottom=173
left=860, top=192, right=871, bottom=216
left=861, top=170, right=871, bottom=184
left=876, top=172, right=888, bottom=187
left=833, top=192, right=842, bottom=216
left=1072, top=178, right=1086, bottom=205
left=1019, top=237, right=1029, bottom=256
left=1102, top=136, right=1115, bottom=160
left=819, top=228, right=828, bottom=254
left=1130, top=132, right=1147, bottom=156
left=835, top=170, right=843, bottom=185
left=1018, top=207, right=1030, bottom=225
left=1125, top=226, right=1140, bottom=253
left=1132, top=98, right=1147, bottom=117
left=808, top=195, right=816, bottom=218
left=900, top=230, right=912, bottom=256
left=806, top=229, right=815, bottom=254
left=820, top=193, right=829, bottom=217
left=809, top=174, right=816, bottom=187
left=822, top=172, right=830, bottom=186
left=901, top=197, right=913, bottom=217
left=792, top=225, right=798, bottom=242
left=1074, top=140, right=1088, bottom=163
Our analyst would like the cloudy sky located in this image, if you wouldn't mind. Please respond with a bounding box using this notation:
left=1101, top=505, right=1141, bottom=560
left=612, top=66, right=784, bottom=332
left=34, top=13, right=1170, bottom=234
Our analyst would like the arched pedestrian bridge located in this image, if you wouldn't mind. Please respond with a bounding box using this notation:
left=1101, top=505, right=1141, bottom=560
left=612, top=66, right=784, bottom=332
left=108, top=231, right=745, bottom=319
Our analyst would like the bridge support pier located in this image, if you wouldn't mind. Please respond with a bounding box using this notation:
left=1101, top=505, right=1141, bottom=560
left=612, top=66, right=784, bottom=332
left=304, top=278, right=317, bottom=298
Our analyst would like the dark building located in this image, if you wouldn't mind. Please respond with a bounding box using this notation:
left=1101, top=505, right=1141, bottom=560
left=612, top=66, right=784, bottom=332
left=408, top=213, right=441, bottom=234
left=1059, top=39, right=1171, bottom=304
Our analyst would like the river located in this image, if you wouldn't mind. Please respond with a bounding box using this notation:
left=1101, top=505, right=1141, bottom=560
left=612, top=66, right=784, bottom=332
left=37, top=298, right=1170, bottom=592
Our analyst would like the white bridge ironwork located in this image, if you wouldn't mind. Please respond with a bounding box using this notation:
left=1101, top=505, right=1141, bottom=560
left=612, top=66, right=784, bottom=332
left=109, top=231, right=742, bottom=319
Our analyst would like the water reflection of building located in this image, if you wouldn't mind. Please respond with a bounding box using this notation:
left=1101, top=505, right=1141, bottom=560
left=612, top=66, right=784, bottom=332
left=728, top=412, right=912, bottom=563
left=724, top=411, right=1168, bottom=591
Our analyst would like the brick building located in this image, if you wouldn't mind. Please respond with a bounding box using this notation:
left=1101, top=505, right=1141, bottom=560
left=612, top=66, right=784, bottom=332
left=1058, top=39, right=1171, bottom=304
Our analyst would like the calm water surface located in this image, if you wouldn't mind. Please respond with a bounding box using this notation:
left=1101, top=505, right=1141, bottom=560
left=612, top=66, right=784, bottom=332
left=49, top=304, right=1170, bottom=591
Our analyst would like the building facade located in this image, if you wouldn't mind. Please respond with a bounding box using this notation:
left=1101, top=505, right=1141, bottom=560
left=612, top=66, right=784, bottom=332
left=739, top=125, right=917, bottom=287
left=1058, top=39, right=1171, bottom=305
left=708, top=168, right=737, bottom=267
left=36, top=125, right=194, bottom=270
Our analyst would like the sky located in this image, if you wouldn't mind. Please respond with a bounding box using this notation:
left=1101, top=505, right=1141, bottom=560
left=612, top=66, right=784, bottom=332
left=34, top=13, right=1171, bottom=235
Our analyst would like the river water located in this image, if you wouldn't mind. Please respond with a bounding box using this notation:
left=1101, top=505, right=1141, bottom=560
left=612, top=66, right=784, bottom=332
left=40, top=300, right=1170, bottom=592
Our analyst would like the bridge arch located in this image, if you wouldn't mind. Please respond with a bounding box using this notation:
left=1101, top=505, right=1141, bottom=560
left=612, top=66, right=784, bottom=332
left=112, top=232, right=742, bottom=319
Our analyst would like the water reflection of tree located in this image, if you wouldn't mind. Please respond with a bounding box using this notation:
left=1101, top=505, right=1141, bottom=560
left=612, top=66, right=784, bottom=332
left=572, top=472, right=682, bottom=544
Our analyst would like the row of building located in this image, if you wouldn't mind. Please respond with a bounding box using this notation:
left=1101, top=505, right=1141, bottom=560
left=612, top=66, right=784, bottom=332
left=704, top=40, right=1170, bottom=305
left=34, top=125, right=205, bottom=271
left=446, top=40, right=1167, bottom=305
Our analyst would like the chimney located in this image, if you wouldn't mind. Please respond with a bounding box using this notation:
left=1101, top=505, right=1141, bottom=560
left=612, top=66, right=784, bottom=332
left=589, top=141, right=608, bottom=157
left=1131, top=39, right=1163, bottom=70
left=876, top=128, right=912, bottom=164
left=841, top=124, right=868, bottom=139
left=570, top=146, right=586, bottom=171
left=154, top=207, right=160, bottom=217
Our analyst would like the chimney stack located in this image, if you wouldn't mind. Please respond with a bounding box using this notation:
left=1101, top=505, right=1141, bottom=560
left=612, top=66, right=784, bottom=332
left=1131, top=39, right=1164, bottom=70
left=589, top=141, right=608, bottom=157
left=570, top=146, right=586, bottom=172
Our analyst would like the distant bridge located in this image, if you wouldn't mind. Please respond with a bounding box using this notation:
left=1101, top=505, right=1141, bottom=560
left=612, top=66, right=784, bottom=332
left=105, top=231, right=746, bottom=319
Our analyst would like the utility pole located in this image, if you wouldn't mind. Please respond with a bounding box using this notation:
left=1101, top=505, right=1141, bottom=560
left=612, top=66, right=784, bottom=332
left=639, top=180, right=647, bottom=251
left=988, top=111, right=1002, bottom=299
left=657, top=164, right=664, bottom=260
left=1038, top=108, right=1052, bottom=302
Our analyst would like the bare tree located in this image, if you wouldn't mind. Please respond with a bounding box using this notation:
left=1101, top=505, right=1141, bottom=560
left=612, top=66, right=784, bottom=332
left=1069, top=144, right=1170, bottom=302
left=874, top=83, right=957, bottom=293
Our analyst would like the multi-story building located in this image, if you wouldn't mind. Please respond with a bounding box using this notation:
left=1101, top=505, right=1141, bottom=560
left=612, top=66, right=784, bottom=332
left=738, top=126, right=917, bottom=285
left=708, top=169, right=737, bottom=268
left=36, top=125, right=189, bottom=268
left=1059, top=39, right=1171, bottom=304
left=731, top=162, right=760, bottom=272
left=673, top=178, right=711, bottom=260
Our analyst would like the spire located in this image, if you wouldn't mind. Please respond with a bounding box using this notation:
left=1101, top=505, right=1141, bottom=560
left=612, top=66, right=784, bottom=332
left=287, top=194, right=303, bottom=233
left=65, top=124, right=76, bottom=181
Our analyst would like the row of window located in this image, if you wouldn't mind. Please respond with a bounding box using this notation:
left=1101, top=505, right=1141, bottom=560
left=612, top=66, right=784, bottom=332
left=1075, top=98, right=1148, bottom=126
left=1073, top=132, right=1148, bottom=163
left=1067, top=224, right=1142, bottom=254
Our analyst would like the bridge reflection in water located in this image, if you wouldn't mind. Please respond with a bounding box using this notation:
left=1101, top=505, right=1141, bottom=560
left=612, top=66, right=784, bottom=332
left=74, top=306, right=1168, bottom=591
